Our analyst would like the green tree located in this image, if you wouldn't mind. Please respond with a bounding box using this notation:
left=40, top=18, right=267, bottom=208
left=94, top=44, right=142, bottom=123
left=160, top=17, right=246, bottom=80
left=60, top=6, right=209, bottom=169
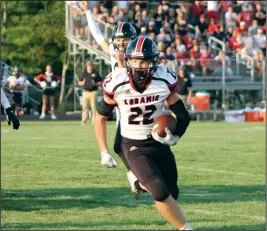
left=2, top=1, right=68, bottom=78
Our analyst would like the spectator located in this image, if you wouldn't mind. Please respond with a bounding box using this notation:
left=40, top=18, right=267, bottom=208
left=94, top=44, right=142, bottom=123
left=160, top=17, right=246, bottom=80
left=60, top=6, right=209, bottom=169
left=189, top=44, right=201, bottom=69
left=149, top=31, right=156, bottom=41
left=200, top=49, right=214, bottom=77
left=153, top=5, right=165, bottom=33
left=188, top=1, right=205, bottom=26
left=213, top=25, right=226, bottom=42
left=156, top=28, right=171, bottom=43
left=254, top=29, right=266, bottom=48
left=177, top=13, right=188, bottom=40
left=117, top=9, right=128, bottom=22
left=147, top=21, right=157, bottom=34
left=158, top=52, right=173, bottom=69
left=237, top=5, right=254, bottom=25
left=78, top=61, right=102, bottom=126
left=229, top=31, right=243, bottom=51
left=174, top=37, right=187, bottom=53
left=214, top=51, right=233, bottom=77
left=221, top=0, right=234, bottom=13
left=195, top=14, right=208, bottom=40
left=166, top=7, right=177, bottom=29
left=140, top=27, right=147, bottom=36
left=176, top=66, right=193, bottom=108
left=157, top=41, right=166, bottom=53
left=34, top=65, right=61, bottom=120
left=208, top=18, right=221, bottom=35
left=140, top=9, right=150, bottom=26
left=236, top=21, right=248, bottom=37
left=206, top=0, right=220, bottom=22
left=165, top=46, right=176, bottom=61
left=225, top=6, right=238, bottom=29
left=7, top=67, right=27, bottom=116
left=248, top=20, right=259, bottom=36
left=254, top=3, right=266, bottom=26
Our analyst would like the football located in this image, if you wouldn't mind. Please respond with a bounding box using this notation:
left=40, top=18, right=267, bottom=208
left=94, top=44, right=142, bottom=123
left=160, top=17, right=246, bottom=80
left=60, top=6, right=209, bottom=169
left=153, top=114, right=176, bottom=137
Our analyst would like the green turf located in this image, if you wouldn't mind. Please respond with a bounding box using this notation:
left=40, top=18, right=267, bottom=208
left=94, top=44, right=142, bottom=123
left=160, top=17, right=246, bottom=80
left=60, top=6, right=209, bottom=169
left=1, top=121, right=266, bottom=230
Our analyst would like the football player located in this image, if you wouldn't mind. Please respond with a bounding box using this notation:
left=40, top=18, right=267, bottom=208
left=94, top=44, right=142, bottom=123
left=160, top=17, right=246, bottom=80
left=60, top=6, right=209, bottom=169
left=81, top=1, right=142, bottom=197
left=95, top=36, right=192, bottom=230
left=7, top=67, right=27, bottom=115
left=1, top=88, right=20, bottom=130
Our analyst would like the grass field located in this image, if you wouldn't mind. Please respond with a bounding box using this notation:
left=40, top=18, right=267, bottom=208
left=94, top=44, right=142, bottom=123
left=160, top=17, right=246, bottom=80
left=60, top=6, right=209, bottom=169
left=1, top=121, right=266, bottom=230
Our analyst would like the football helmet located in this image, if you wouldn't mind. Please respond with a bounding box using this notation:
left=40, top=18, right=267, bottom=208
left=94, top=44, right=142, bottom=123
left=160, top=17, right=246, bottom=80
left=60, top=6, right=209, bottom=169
left=112, top=22, right=137, bottom=51
left=125, top=36, right=159, bottom=91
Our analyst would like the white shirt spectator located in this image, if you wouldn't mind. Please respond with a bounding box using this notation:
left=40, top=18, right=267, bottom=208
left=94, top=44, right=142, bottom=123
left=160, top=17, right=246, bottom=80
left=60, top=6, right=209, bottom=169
left=207, top=1, right=219, bottom=11
left=254, top=30, right=266, bottom=48
left=225, top=10, right=238, bottom=28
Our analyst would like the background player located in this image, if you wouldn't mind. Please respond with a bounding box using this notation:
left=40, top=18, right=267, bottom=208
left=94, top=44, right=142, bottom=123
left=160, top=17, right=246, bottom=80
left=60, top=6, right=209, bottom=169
left=1, top=88, right=20, bottom=130
left=94, top=36, right=192, bottom=230
left=7, top=66, right=27, bottom=116
left=81, top=1, right=142, bottom=197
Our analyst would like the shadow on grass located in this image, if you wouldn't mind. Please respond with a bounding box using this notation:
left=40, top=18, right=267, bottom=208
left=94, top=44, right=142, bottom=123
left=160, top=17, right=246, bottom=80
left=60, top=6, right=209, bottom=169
left=1, top=220, right=168, bottom=230
left=2, top=184, right=265, bottom=212
left=1, top=222, right=265, bottom=230
left=2, top=187, right=153, bottom=211
left=180, top=184, right=265, bottom=204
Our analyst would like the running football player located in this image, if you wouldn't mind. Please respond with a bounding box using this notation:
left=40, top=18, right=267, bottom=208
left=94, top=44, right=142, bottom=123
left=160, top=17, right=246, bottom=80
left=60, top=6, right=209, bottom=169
left=81, top=1, right=142, bottom=196
left=94, top=36, right=192, bottom=230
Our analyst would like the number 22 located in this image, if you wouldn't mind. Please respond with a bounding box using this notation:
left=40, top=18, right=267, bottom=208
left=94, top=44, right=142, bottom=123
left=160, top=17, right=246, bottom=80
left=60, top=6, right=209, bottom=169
left=128, top=105, right=157, bottom=125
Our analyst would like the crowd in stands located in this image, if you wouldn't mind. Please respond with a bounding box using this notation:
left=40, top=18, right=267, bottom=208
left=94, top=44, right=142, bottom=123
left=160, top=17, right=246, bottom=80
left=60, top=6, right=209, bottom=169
left=71, top=0, right=266, bottom=80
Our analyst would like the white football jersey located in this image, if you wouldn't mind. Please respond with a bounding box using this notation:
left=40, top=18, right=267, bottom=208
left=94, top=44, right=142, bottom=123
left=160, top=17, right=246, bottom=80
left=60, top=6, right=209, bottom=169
left=103, top=65, right=177, bottom=140
left=109, top=43, right=118, bottom=71
left=7, top=75, right=27, bottom=93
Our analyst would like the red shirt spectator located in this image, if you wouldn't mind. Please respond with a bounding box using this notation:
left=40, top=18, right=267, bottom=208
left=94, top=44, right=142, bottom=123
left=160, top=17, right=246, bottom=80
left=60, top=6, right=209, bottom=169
left=188, top=1, right=205, bottom=20
left=208, top=18, right=221, bottom=33
left=236, top=21, right=248, bottom=36
left=238, top=7, right=254, bottom=25
left=189, top=45, right=201, bottom=59
left=176, top=50, right=190, bottom=60
left=229, top=31, right=243, bottom=51
left=220, top=0, right=234, bottom=12
left=200, top=53, right=213, bottom=67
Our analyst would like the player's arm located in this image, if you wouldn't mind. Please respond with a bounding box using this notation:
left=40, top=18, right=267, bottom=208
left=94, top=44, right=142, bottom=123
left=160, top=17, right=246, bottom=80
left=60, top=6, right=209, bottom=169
left=1, top=88, right=20, bottom=130
left=81, top=1, right=110, bottom=55
left=165, top=93, right=190, bottom=138
left=95, top=96, right=117, bottom=153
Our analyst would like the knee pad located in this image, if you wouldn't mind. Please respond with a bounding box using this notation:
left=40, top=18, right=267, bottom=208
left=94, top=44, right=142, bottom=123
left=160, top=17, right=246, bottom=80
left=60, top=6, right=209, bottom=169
left=146, top=175, right=170, bottom=202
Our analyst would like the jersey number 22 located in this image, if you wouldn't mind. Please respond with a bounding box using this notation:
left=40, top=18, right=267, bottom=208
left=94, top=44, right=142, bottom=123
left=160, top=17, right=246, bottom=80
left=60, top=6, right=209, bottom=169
left=128, top=105, right=157, bottom=125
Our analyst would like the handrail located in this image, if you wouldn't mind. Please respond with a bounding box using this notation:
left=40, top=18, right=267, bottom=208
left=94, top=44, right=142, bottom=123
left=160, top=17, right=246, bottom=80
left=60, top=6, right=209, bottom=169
left=236, top=52, right=255, bottom=81
left=208, top=36, right=226, bottom=52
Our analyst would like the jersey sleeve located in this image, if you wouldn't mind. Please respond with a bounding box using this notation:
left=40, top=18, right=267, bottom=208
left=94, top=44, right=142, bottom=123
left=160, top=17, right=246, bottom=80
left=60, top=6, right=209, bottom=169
left=102, top=72, right=116, bottom=100
left=165, top=68, right=178, bottom=95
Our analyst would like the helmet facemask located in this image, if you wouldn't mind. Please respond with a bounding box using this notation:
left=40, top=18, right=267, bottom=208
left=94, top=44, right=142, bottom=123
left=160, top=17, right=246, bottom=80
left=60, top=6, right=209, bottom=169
left=126, top=58, right=157, bottom=92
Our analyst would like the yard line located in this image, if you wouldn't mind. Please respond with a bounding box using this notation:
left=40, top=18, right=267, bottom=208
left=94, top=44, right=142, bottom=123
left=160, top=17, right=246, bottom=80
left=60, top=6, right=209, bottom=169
left=186, top=208, right=266, bottom=222
left=178, top=166, right=265, bottom=177
left=3, top=153, right=265, bottom=177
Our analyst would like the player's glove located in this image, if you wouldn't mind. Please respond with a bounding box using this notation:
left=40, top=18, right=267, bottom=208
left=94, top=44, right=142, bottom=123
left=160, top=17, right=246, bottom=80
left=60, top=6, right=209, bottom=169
left=152, top=127, right=179, bottom=146
left=39, top=81, right=47, bottom=89
left=5, top=107, right=20, bottom=130
left=101, top=151, right=117, bottom=168
left=51, top=81, right=57, bottom=88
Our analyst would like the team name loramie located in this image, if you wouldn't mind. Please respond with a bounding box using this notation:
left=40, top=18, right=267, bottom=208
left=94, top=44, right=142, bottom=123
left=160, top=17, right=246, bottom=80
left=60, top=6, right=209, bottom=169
left=124, top=95, right=160, bottom=105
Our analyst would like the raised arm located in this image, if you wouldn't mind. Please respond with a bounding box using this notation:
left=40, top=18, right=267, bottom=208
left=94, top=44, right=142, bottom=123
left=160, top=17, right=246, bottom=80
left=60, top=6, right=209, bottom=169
left=81, top=1, right=110, bottom=55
